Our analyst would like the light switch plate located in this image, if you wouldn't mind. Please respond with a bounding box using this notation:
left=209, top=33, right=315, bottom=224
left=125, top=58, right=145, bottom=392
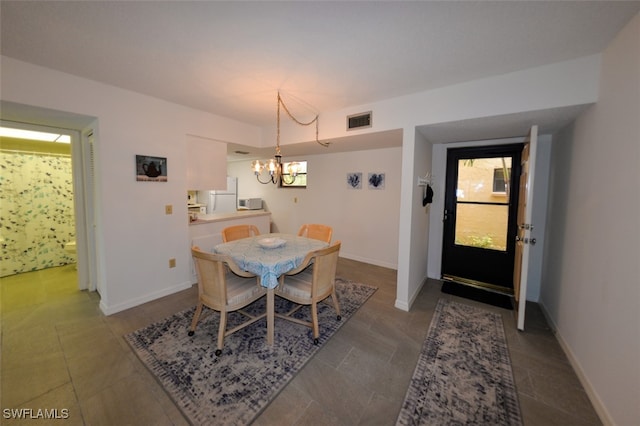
left=165, top=204, right=173, bottom=214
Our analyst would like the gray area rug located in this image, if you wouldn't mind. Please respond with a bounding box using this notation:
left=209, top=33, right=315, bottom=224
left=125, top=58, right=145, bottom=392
left=396, top=299, right=522, bottom=425
left=125, top=278, right=376, bottom=425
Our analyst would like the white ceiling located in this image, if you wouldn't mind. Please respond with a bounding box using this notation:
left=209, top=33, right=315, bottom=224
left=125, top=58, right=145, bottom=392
left=2, top=1, right=639, bottom=152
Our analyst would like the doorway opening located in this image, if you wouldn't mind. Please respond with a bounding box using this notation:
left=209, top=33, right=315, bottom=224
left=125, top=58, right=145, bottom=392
left=441, top=144, right=523, bottom=296
left=0, top=120, right=97, bottom=293
left=0, top=124, right=77, bottom=276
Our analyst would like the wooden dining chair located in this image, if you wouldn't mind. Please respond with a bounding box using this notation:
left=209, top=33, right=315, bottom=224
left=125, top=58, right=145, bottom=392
left=189, top=246, right=266, bottom=356
left=275, top=241, right=342, bottom=345
left=222, top=224, right=260, bottom=242
left=297, top=223, right=332, bottom=243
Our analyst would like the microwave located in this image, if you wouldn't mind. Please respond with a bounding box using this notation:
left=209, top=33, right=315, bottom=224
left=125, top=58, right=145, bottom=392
left=238, top=198, right=263, bottom=210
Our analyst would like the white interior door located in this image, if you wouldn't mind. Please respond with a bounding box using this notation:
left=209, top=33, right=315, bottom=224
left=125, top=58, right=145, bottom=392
left=71, top=128, right=98, bottom=292
left=83, top=131, right=98, bottom=292
left=514, top=125, right=538, bottom=331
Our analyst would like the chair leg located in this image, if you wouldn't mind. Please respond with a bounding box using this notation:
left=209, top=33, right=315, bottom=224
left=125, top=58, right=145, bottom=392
left=216, top=310, right=227, bottom=356
left=188, top=303, right=204, bottom=336
left=311, top=302, right=320, bottom=345
left=331, top=291, right=342, bottom=321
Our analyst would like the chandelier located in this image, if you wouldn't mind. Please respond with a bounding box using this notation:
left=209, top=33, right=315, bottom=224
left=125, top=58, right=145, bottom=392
left=251, top=92, right=328, bottom=185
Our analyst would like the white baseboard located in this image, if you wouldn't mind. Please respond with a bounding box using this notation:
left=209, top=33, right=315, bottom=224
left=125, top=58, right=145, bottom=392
left=99, top=281, right=193, bottom=316
left=340, top=252, right=397, bottom=270
left=394, top=299, right=410, bottom=311
left=395, top=276, right=429, bottom=312
left=538, top=303, right=612, bottom=426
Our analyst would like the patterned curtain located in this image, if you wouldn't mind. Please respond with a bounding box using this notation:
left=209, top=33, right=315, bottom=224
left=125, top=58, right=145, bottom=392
left=0, top=151, right=76, bottom=277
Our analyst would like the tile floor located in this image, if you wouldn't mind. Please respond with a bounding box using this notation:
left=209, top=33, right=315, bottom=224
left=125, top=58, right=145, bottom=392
left=1, top=259, right=601, bottom=425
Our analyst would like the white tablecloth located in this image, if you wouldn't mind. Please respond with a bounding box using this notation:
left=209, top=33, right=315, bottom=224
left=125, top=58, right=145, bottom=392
left=213, top=233, right=328, bottom=289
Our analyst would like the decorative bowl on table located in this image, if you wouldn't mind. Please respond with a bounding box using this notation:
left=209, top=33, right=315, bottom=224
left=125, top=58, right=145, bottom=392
left=257, top=237, right=286, bottom=249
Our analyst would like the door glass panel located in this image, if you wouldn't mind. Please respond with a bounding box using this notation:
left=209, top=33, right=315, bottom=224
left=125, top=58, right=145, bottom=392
left=457, top=158, right=512, bottom=202
left=455, top=156, right=512, bottom=252
left=455, top=204, right=509, bottom=251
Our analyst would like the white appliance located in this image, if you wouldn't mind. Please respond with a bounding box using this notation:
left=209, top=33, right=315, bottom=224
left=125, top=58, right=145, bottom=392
left=238, top=198, right=263, bottom=210
left=197, top=177, right=238, bottom=214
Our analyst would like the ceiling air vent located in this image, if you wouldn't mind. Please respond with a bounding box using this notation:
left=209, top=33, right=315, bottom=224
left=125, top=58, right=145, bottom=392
left=347, top=111, right=372, bottom=131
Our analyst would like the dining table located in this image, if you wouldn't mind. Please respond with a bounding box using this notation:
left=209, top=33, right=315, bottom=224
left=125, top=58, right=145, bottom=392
left=213, top=233, right=329, bottom=345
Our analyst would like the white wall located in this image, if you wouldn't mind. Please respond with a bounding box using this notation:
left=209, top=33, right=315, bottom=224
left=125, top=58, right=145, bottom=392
left=395, top=128, right=433, bottom=310
left=0, top=57, right=261, bottom=314
left=306, top=55, right=601, bottom=145
left=228, top=146, right=402, bottom=269
left=540, top=13, right=640, bottom=425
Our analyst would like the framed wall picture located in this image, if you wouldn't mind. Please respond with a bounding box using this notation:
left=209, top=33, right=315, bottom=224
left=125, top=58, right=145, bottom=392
left=368, top=172, right=385, bottom=190
left=346, top=172, right=362, bottom=189
left=136, top=155, right=167, bottom=182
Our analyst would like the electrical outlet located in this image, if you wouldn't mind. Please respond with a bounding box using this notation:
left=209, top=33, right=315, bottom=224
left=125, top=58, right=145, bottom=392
left=169, top=258, right=176, bottom=268
left=165, top=204, right=173, bottom=214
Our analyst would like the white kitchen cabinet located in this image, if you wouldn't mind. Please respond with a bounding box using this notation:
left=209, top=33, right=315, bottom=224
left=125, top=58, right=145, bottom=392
left=188, top=211, right=271, bottom=283
left=186, top=135, right=226, bottom=190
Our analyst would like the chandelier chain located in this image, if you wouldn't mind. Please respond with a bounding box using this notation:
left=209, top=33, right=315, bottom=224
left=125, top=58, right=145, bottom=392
left=277, top=92, right=329, bottom=148
left=278, top=93, right=318, bottom=127
left=253, top=91, right=329, bottom=185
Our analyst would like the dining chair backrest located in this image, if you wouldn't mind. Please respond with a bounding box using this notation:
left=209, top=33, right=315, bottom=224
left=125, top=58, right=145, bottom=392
left=191, top=246, right=254, bottom=308
left=222, top=224, right=260, bottom=242
left=275, top=241, right=342, bottom=345
left=280, top=240, right=341, bottom=298
left=308, top=241, right=341, bottom=298
left=190, top=246, right=265, bottom=356
left=297, top=223, right=332, bottom=243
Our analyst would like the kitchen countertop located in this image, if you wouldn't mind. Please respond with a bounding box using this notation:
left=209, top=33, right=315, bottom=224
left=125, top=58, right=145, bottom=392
left=189, top=210, right=270, bottom=225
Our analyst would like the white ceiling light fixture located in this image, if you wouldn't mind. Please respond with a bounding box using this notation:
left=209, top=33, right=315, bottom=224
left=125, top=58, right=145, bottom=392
left=0, top=126, right=71, bottom=143
left=251, top=92, right=328, bottom=185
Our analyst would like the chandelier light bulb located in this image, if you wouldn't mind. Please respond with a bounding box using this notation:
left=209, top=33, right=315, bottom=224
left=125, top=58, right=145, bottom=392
left=287, top=161, right=300, bottom=177
left=267, top=159, right=278, bottom=175
left=251, top=160, right=264, bottom=175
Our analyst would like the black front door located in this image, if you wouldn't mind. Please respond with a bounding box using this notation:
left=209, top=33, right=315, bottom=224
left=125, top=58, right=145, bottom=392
left=441, top=144, right=523, bottom=291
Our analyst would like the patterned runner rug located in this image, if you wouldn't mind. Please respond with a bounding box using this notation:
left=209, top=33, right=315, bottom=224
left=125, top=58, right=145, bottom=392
left=125, top=278, right=376, bottom=425
left=396, top=299, right=522, bottom=425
